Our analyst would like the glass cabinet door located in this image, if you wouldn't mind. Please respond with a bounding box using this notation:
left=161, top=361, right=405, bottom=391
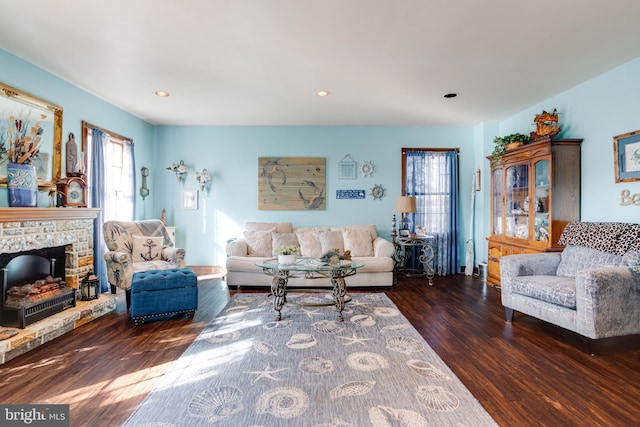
left=534, top=159, right=550, bottom=242
left=504, top=164, right=529, bottom=239
left=491, top=168, right=503, bottom=235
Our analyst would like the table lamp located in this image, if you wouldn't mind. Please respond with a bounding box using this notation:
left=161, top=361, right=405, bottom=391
left=395, top=196, right=417, bottom=235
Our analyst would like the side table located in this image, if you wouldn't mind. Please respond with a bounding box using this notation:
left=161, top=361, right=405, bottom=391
left=394, top=236, right=435, bottom=286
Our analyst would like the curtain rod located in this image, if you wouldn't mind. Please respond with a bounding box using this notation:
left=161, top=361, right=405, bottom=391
left=81, top=120, right=132, bottom=143
left=402, top=147, right=460, bottom=154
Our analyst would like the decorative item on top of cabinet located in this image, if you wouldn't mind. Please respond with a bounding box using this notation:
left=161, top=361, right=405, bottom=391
left=486, top=136, right=582, bottom=287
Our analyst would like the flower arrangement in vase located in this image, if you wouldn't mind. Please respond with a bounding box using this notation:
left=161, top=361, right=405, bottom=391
left=276, top=245, right=299, bottom=264
left=195, top=168, right=211, bottom=192
left=167, top=160, right=189, bottom=182
left=1, top=115, right=44, bottom=207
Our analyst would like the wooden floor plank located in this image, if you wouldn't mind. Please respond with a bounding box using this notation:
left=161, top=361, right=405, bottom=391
left=0, top=274, right=639, bottom=426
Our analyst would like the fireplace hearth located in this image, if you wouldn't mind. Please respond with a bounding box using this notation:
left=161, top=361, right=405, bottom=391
left=0, top=208, right=116, bottom=365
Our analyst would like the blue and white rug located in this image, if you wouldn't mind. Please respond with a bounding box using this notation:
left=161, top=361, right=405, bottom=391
left=123, top=292, right=497, bottom=426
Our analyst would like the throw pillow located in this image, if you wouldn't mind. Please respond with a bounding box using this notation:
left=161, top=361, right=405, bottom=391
left=319, top=230, right=344, bottom=255
left=342, top=224, right=377, bottom=241
left=132, top=235, right=163, bottom=262
left=343, top=228, right=374, bottom=257
left=244, top=229, right=274, bottom=257
left=296, top=231, right=322, bottom=258
left=271, top=232, right=300, bottom=256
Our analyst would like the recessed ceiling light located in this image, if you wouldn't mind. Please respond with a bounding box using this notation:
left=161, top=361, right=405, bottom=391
left=443, top=93, right=457, bottom=98
left=316, top=90, right=330, bottom=97
left=155, top=90, right=170, bottom=97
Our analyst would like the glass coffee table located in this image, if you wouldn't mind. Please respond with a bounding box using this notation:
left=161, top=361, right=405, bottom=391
left=255, top=257, right=364, bottom=321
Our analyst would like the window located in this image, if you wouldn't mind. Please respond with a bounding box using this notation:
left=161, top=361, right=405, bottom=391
left=82, top=122, right=134, bottom=221
left=402, top=148, right=461, bottom=275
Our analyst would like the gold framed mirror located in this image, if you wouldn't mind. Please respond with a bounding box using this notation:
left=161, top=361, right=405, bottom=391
left=0, top=82, right=63, bottom=189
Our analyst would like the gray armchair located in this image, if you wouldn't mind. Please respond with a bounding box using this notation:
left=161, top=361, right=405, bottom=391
left=500, top=222, right=640, bottom=352
left=103, top=219, right=185, bottom=308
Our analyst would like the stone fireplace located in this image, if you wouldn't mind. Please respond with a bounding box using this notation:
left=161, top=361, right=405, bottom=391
left=0, top=208, right=116, bottom=364
left=0, top=208, right=99, bottom=289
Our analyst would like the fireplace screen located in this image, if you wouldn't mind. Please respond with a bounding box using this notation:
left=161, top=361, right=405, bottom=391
left=1, top=248, right=76, bottom=328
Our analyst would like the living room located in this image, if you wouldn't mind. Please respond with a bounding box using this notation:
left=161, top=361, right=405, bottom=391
left=1, top=2, right=640, bottom=426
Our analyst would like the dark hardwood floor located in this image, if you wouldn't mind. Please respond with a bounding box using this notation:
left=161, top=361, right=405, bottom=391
left=1, top=274, right=639, bottom=426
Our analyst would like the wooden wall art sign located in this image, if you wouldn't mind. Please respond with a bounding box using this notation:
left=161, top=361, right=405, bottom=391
left=258, top=157, right=326, bottom=210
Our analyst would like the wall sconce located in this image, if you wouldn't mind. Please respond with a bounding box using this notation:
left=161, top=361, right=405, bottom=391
left=140, top=166, right=149, bottom=199
left=167, top=160, right=189, bottom=183
left=195, top=168, right=211, bottom=193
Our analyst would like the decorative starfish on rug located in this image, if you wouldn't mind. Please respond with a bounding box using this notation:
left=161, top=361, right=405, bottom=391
left=300, top=307, right=323, bottom=317
left=348, top=300, right=369, bottom=308
left=244, top=363, right=288, bottom=383
left=339, top=333, right=375, bottom=346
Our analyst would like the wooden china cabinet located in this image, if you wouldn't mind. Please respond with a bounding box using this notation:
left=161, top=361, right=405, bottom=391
left=486, top=137, right=582, bottom=287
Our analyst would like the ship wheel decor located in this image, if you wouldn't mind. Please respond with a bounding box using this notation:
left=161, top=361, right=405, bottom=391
left=360, top=160, right=375, bottom=177
left=370, top=184, right=386, bottom=200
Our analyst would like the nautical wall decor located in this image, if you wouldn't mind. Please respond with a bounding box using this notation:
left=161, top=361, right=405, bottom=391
left=259, top=157, right=326, bottom=210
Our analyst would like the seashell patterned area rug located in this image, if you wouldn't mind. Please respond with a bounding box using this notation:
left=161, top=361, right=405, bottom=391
left=122, top=292, right=498, bottom=426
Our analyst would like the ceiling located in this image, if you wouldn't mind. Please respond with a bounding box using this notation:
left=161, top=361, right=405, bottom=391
left=2, top=0, right=640, bottom=127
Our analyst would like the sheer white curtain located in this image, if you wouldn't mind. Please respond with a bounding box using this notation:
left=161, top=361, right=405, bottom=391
left=404, top=149, right=461, bottom=276
left=104, top=139, right=135, bottom=221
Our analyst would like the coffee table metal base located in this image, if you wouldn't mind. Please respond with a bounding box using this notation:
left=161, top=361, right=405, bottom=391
left=269, top=270, right=352, bottom=321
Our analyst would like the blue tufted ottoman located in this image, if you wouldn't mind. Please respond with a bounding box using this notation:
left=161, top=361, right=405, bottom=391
left=130, top=268, right=198, bottom=325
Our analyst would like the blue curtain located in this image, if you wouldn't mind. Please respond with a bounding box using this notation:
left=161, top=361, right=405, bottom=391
left=90, top=128, right=109, bottom=292
left=405, top=150, right=461, bottom=275
left=129, top=142, right=137, bottom=216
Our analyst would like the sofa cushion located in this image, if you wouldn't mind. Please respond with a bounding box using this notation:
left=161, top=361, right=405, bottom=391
left=511, top=275, right=577, bottom=309
left=343, top=228, right=374, bottom=257
left=271, top=232, right=300, bottom=256
left=296, top=231, right=322, bottom=258
left=132, top=235, right=163, bottom=262
left=319, top=230, right=344, bottom=255
left=556, top=245, right=624, bottom=278
left=246, top=222, right=293, bottom=233
left=244, top=229, right=274, bottom=257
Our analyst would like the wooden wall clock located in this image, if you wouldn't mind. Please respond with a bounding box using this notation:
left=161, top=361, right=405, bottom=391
left=56, top=177, right=87, bottom=207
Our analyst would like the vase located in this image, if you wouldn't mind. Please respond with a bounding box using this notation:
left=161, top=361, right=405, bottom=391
left=7, top=162, right=38, bottom=207
left=278, top=254, right=297, bottom=265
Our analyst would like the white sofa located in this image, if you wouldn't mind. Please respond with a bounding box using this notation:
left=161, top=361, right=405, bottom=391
left=225, top=222, right=395, bottom=288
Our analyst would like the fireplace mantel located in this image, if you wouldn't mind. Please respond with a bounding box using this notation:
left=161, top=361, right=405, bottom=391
left=0, top=207, right=100, bottom=221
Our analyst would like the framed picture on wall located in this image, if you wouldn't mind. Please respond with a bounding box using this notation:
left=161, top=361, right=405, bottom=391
left=614, top=130, right=640, bottom=183
left=181, top=189, right=198, bottom=209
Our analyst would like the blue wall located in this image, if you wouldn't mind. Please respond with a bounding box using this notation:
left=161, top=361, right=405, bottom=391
left=3, top=47, right=640, bottom=270
left=0, top=49, right=155, bottom=211
left=153, top=126, right=475, bottom=265
left=496, top=57, right=640, bottom=225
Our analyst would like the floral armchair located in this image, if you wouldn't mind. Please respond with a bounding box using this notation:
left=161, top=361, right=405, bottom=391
left=103, top=220, right=185, bottom=308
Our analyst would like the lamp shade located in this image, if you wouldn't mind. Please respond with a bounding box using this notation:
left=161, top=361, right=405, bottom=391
left=395, top=196, right=417, bottom=213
